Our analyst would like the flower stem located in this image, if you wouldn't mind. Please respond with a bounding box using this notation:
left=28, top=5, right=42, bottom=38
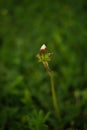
left=43, top=62, right=61, bottom=120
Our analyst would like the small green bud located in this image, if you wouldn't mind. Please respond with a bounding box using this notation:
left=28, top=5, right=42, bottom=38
left=36, top=44, right=53, bottom=63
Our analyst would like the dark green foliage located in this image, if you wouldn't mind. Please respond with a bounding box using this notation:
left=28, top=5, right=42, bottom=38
left=0, top=0, right=87, bottom=130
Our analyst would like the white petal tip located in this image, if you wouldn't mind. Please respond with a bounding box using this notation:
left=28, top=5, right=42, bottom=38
left=40, top=44, right=47, bottom=50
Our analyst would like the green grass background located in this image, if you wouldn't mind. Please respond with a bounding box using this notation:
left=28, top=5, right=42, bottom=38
left=0, top=0, right=87, bottom=130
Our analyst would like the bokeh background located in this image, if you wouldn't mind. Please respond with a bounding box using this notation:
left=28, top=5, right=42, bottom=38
left=0, top=0, right=87, bottom=130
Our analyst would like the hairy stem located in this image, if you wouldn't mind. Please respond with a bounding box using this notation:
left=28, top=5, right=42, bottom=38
left=43, top=62, right=61, bottom=120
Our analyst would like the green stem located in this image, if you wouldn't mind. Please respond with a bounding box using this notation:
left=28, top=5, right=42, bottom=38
left=43, top=62, right=61, bottom=120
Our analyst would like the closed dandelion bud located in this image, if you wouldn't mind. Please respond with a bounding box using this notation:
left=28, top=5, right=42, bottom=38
left=36, top=44, right=53, bottom=63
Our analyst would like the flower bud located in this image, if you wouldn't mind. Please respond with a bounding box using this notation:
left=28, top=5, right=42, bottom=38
left=36, top=44, right=52, bottom=63
left=40, top=44, right=47, bottom=52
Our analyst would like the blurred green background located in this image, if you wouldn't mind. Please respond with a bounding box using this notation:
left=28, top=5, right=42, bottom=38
left=0, top=0, right=87, bottom=130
